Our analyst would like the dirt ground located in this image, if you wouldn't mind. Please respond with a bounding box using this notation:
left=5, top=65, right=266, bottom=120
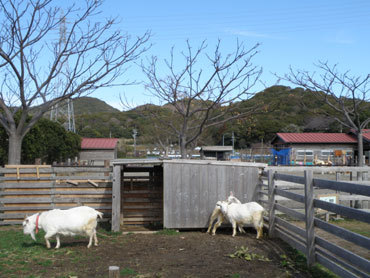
left=9, top=227, right=313, bottom=278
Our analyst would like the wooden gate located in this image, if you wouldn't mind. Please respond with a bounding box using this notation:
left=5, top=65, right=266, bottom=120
left=121, top=165, right=163, bottom=227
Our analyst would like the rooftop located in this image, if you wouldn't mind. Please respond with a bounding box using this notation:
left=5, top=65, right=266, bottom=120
left=275, top=133, right=357, bottom=144
left=81, top=138, right=119, bottom=149
left=200, top=146, right=233, bottom=151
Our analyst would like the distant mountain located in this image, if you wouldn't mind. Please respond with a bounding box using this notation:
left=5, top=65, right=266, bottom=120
left=73, top=97, right=120, bottom=115
left=38, top=86, right=369, bottom=147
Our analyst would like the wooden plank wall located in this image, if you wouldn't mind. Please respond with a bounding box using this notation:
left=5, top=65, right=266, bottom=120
left=121, top=165, right=163, bottom=226
left=163, top=162, right=260, bottom=229
left=0, top=165, right=112, bottom=225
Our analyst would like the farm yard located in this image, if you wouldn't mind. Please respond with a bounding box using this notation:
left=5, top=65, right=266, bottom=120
left=1, top=162, right=370, bottom=277
left=0, top=225, right=334, bottom=278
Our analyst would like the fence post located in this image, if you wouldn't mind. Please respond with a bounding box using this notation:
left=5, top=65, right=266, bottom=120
left=304, top=170, right=315, bottom=267
left=109, top=266, right=120, bottom=278
left=268, top=169, right=276, bottom=238
left=112, top=164, right=121, bottom=232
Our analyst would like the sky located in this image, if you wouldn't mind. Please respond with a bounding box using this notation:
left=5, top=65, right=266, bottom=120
left=88, top=0, right=370, bottom=110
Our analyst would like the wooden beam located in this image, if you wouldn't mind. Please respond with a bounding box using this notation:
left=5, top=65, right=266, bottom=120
left=67, top=180, right=79, bottom=186
left=304, top=170, right=315, bottom=267
left=268, top=169, right=276, bottom=238
left=88, top=179, right=99, bottom=187
left=111, top=165, right=121, bottom=232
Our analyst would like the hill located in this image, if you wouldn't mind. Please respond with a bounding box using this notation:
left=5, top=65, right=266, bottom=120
left=73, top=97, right=120, bottom=115
left=64, top=86, right=368, bottom=148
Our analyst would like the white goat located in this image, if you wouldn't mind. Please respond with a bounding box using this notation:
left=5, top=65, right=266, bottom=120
left=207, top=192, right=246, bottom=235
left=218, top=201, right=265, bottom=239
left=23, top=206, right=103, bottom=249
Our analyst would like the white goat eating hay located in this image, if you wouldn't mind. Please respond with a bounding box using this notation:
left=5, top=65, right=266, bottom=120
left=207, top=192, right=246, bottom=235
left=218, top=201, right=265, bottom=239
left=23, top=206, right=103, bottom=249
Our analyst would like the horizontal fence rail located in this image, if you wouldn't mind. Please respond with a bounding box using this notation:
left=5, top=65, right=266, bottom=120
left=260, top=169, right=370, bottom=278
left=0, top=165, right=113, bottom=225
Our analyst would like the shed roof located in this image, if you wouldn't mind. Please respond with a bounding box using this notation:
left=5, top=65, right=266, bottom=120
left=275, top=133, right=357, bottom=144
left=200, top=146, right=233, bottom=151
left=81, top=138, right=119, bottom=149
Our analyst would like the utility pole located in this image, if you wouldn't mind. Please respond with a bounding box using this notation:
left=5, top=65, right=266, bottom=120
left=232, top=131, right=235, bottom=155
left=133, top=129, right=138, bottom=157
left=67, top=98, right=75, bottom=132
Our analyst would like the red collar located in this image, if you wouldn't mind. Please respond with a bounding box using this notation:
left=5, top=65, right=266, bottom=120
left=35, top=214, right=40, bottom=234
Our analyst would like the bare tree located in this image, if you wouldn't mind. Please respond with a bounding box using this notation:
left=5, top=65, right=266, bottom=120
left=141, top=40, right=262, bottom=158
left=0, top=0, right=150, bottom=164
left=285, top=62, right=370, bottom=166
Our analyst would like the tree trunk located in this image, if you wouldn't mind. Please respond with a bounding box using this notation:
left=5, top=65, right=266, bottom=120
left=180, top=135, right=187, bottom=159
left=357, top=132, right=364, bottom=167
left=8, top=133, right=23, bottom=165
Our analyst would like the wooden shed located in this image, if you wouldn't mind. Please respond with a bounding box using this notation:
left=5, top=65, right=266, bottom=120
left=111, top=159, right=265, bottom=231
left=79, top=138, right=119, bottom=166
left=200, top=146, right=233, bottom=160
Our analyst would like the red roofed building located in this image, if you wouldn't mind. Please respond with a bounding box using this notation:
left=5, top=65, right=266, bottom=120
left=79, top=138, right=119, bottom=165
left=270, top=132, right=370, bottom=166
left=274, top=133, right=357, bottom=144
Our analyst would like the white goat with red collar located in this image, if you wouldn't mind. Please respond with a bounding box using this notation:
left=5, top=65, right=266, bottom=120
left=23, top=206, right=103, bottom=249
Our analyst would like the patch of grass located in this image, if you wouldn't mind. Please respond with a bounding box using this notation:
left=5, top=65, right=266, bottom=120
left=330, top=219, right=370, bottom=237
left=282, top=246, right=338, bottom=278
left=226, top=274, right=241, bottom=278
left=97, top=228, right=122, bottom=237
left=36, top=259, right=53, bottom=267
left=120, top=267, right=137, bottom=276
left=56, top=272, right=78, bottom=278
left=155, top=229, right=179, bottom=235
left=0, top=227, right=68, bottom=276
left=228, top=246, right=271, bottom=262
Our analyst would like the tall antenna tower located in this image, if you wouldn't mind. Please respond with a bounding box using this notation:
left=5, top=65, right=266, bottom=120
left=50, top=11, right=76, bottom=133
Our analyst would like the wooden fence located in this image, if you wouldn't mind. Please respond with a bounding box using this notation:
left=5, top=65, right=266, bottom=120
left=259, top=169, right=370, bottom=278
left=0, top=165, right=112, bottom=225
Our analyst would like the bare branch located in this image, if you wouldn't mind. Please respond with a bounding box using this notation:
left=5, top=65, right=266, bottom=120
left=141, top=40, right=262, bottom=158
left=283, top=62, right=370, bottom=166
left=0, top=0, right=151, bottom=164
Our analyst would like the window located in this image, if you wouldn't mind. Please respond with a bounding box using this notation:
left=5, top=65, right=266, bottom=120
left=296, top=150, right=313, bottom=157
left=321, top=150, right=333, bottom=157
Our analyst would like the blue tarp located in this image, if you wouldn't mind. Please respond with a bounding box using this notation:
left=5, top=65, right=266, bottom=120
left=271, top=148, right=291, bottom=165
